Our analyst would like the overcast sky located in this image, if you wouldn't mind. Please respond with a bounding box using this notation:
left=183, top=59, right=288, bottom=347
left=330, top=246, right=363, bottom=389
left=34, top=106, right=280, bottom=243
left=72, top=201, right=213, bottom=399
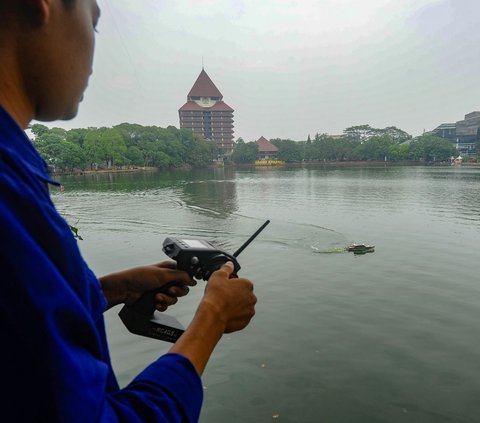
left=55, top=0, right=479, bottom=141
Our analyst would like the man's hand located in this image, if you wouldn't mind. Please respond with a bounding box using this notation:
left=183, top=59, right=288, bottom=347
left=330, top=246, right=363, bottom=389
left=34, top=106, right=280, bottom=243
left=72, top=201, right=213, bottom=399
left=201, top=261, right=257, bottom=333
left=99, top=260, right=196, bottom=310
left=170, top=261, right=257, bottom=375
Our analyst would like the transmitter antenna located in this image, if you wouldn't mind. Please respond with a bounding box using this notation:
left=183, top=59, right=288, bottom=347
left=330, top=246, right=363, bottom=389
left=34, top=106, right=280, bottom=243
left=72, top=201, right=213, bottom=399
left=233, top=220, right=270, bottom=258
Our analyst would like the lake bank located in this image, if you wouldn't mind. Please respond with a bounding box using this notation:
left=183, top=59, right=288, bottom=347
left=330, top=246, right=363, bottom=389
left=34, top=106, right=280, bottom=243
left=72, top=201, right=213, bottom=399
left=52, top=159, right=479, bottom=176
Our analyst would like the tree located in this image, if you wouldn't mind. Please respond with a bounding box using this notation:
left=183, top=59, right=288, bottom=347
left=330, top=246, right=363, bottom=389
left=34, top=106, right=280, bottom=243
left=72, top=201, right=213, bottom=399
left=343, top=125, right=374, bottom=142
left=66, top=128, right=89, bottom=147
left=83, top=128, right=105, bottom=169
left=31, top=124, right=49, bottom=138
left=388, top=143, right=409, bottom=161
left=343, top=125, right=412, bottom=145
left=48, top=127, right=68, bottom=139
left=126, top=146, right=144, bottom=166
left=231, top=139, right=258, bottom=163
left=178, top=129, right=215, bottom=167
left=29, top=123, right=226, bottom=171
left=379, top=126, right=412, bottom=144
left=352, top=135, right=393, bottom=160
left=114, top=123, right=144, bottom=144
left=306, top=134, right=356, bottom=161
left=35, top=133, right=85, bottom=171
left=152, top=151, right=171, bottom=169
left=100, top=128, right=127, bottom=168
left=270, top=138, right=302, bottom=162
left=408, top=134, right=457, bottom=162
left=82, top=127, right=127, bottom=168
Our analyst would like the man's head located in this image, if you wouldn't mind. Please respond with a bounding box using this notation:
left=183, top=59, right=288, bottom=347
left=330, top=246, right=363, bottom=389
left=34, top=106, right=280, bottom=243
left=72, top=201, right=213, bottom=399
left=0, top=0, right=100, bottom=127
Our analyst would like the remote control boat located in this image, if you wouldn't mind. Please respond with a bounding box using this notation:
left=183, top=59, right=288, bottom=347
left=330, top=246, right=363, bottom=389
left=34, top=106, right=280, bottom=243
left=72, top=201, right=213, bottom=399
left=347, top=244, right=375, bottom=254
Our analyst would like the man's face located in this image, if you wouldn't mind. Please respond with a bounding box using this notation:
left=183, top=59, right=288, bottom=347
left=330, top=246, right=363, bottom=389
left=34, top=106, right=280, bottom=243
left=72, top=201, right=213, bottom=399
left=29, top=0, right=101, bottom=121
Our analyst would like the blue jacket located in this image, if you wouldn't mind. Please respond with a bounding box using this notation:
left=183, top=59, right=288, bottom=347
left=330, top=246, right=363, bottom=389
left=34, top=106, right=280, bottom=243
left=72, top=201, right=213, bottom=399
left=0, top=106, right=202, bottom=422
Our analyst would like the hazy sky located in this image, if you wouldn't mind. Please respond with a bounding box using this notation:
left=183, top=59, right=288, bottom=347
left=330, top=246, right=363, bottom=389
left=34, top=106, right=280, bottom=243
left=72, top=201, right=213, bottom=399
left=56, top=0, right=479, bottom=141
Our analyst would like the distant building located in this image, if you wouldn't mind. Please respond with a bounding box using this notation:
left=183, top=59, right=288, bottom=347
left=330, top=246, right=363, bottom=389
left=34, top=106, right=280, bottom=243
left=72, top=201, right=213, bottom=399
left=179, top=68, right=235, bottom=158
left=431, top=123, right=456, bottom=141
left=456, top=112, right=480, bottom=154
left=256, top=136, right=279, bottom=160
left=431, top=111, right=480, bottom=156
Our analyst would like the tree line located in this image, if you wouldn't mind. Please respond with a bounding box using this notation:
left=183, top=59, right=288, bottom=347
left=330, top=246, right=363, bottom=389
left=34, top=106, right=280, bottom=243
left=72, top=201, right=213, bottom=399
left=32, top=122, right=460, bottom=172
left=232, top=125, right=459, bottom=164
left=31, top=123, right=217, bottom=172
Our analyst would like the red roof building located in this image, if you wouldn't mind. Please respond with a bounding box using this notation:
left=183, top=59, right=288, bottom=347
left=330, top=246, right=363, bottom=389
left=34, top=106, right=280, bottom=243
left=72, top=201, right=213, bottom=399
left=256, top=136, right=278, bottom=159
left=179, top=69, right=235, bottom=158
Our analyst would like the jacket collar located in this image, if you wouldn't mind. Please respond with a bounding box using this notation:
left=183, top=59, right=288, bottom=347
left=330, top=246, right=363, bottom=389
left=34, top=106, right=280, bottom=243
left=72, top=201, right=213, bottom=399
left=0, top=105, right=60, bottom=186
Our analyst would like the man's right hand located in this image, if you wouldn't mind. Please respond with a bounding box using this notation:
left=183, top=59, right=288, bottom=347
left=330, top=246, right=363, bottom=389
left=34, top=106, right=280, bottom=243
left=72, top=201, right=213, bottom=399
left=169, top=261, right=257, bottom=375
left=201, top=261, right=257, bottom=333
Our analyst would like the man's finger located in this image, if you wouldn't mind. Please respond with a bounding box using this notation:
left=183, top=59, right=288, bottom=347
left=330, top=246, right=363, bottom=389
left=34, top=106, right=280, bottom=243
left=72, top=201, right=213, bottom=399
left=167, top=285, right=190, bottom=297
left=216, top=261, right=234, bottom=277
left=155, top=293, right=178, bottom=306
left=163, top=269, right=196, bottom=286
left=153, top=260, right=177, bottom=270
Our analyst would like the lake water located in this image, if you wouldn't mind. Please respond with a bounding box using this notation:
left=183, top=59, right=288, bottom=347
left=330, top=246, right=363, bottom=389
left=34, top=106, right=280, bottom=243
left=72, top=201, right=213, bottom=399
left=53, top=165, right=480, bottom=423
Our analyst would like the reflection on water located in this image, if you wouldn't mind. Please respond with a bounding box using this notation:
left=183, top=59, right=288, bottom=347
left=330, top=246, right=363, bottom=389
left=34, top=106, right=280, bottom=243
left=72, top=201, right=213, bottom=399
left=53, top=165, right=480, bottom=423
left=181, top=167, right=238, bottom=217
left=59, top=167, right=239, bottom=217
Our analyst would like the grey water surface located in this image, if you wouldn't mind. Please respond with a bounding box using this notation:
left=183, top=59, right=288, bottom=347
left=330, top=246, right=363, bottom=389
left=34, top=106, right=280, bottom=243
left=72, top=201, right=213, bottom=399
left=53, top=165, right=480, bottom=423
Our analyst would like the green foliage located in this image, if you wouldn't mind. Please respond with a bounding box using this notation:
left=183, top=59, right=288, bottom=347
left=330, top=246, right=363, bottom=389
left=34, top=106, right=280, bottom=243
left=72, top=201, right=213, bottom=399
left=408, top=134, right=457, bottom=162
left=271, top=138, right=302, bottom=162
left=177, top=128, right=216, bottom=167
left=379, top=126, right=412, bottom=143
left=69, top=225, right=83, bottom=240
left=304, top=134, right=356, bottom=161
left=66, top=128, right=89, bottom=147
left=343, top=125, right=374, bottom=142
left=231, top=139, right=258, bottom=163
left=33, top=123, right=218, bottom=172
left=266, top=126, right=456, bottom=163
left=100, top=128, right=127, bottom=168
left=31, top=124, right=49, bottom=137
left=31, top=121, right=456, bottom=172
left=35, top=133, right=85, bottom=171
left=48, top=127, right=68, bottom=138
left=388, top=143, right=410, bottom=161
left=126, top=146, right=144, bottom=166
left=352, top=136, right=393, bottom=160
left=344, top=124, right=412, bottom=144
left=83, top=128, right=104, bottom=169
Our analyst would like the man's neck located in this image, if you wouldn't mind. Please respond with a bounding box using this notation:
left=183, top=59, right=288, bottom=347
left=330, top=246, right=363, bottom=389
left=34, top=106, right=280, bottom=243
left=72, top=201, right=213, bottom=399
left=0, top=43, right=34, bottom=129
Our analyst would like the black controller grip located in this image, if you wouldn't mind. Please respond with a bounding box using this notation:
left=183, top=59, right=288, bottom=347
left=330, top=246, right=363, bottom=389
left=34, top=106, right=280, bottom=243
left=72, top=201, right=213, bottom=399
left=118, top=281, right=186, bottom=343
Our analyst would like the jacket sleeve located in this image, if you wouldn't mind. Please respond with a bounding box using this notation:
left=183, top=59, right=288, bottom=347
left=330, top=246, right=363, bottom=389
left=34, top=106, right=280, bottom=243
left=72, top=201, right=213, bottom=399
left=103, top=354, right=203, bottom=422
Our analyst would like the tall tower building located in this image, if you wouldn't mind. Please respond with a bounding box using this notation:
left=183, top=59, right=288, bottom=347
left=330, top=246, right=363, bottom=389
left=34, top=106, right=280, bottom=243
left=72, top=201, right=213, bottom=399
left=179, top=69, right=234, bottom=158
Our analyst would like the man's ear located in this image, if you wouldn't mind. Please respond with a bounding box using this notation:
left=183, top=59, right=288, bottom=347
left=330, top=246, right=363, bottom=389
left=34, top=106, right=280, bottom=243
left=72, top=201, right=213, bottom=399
left=23, top=0, right=52, bottom=27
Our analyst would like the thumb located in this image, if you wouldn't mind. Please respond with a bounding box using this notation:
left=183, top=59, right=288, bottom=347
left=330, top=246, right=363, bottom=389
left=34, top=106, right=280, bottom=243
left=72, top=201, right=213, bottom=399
left=217, top=261, right=234, bottom=277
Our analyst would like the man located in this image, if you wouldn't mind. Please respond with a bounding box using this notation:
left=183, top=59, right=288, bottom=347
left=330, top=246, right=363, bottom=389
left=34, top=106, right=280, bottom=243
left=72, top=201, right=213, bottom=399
left=0, top=0, right=257, bottom=421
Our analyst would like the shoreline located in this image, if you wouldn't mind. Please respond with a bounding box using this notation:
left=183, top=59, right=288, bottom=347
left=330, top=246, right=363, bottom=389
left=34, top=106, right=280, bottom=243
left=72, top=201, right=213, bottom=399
left=52, top=160, right=478, bottom=176
left=53, top=166, right=159, bottom=176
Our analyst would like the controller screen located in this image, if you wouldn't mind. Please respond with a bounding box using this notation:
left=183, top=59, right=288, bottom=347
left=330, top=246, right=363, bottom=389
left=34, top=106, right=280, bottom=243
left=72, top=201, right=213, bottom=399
left=182, top=239, right=212, bottom=249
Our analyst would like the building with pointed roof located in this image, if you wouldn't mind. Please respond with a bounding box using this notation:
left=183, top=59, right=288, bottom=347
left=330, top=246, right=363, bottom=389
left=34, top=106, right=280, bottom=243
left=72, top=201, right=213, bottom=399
left=256, top=136, right=279, bottom=160
left=179, top=69, right=235, bottom=158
